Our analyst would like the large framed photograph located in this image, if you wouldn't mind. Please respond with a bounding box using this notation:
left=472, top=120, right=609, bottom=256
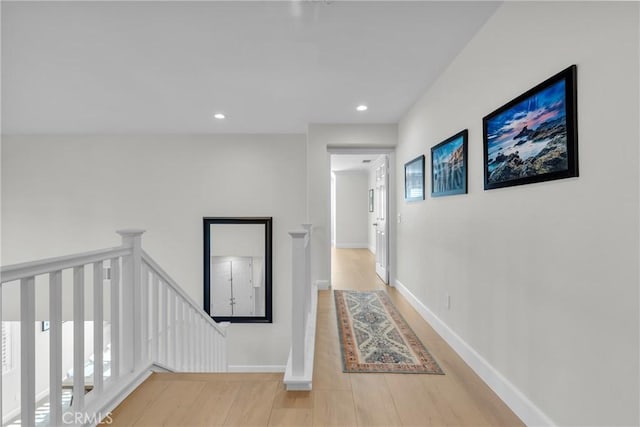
left=404, top=155, right=425, bottom=202
left=483, top=65, right=578, bottom=190
left=368, top=189, right=374, bottom=212
left=431, top=129, right=468, bottom=197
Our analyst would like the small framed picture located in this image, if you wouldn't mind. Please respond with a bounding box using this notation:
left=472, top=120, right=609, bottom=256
left=41, top=321, right=50, bottom=332
left=404, top=155, right=425, bottom=202
left=431, top=130, right=468, bottom=197
left=483, top=65, right=578, bottom=190
left=368, top=189, right=374, bottom=212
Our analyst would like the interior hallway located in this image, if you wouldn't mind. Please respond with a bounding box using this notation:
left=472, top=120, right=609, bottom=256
left=106, top=248, right=523, bottom=426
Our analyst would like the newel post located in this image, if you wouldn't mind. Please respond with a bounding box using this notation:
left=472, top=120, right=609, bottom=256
left=289, top=229, right=308, bottom=377
left=117, top=229, right=145, bottom=372
left=301, top=224, right=312, bottom=317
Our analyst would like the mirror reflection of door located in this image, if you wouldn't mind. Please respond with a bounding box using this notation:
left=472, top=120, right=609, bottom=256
left=210, top=256, right=265, bottom=317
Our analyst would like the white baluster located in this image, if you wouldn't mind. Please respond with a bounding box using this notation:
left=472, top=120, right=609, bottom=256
left=141, top=265, right=149, bottom=363
left=197, top=314, right=202, bottom=371
left=162, top=283, right=168, bottom=366
left=188, top=309, right=194, bottom=371
left=191, top=309, right=196, bottom=372
left=153, top=275, right=160, bottom=362
left=0, top=283, right=3, bottom=424
left=20, top=276, right=36, bottom=426
left=169, top=291, right=178, bottom=369
left=207, top=326, right=212, bottom=371
left=177, top=300, right=184, bottom=370
left=110, top=257, right=120, bottom=380
left=194, top=315, right=199, bottom=371
left=73, top=266, right=85, bottom=411
left=49, top=270, right=63, bottom=426
left=289, top=230, right=307, bottom=376
left=93, top=261, right=104, bottom=393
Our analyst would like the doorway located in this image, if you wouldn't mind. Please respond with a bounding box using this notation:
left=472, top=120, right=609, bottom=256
left=329, top=149, right=395, bottom=286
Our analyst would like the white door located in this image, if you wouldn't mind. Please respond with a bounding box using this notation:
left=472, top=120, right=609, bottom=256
left=375, top=156, right=389, bottom=283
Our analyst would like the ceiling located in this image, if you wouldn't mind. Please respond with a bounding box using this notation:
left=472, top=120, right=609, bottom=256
left=331, top=154, right=380, bottom=172
left=1, top=1, right=500, bottom=135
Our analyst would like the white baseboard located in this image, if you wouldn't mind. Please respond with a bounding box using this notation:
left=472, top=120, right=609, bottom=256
left=315, top=280, right=330, bottom=290
left=334, top=243, right=368, bottom=249
left=393, top=279, right=555, bottom=427
left=368, top=245, right=375, bottom=254
left=228, top=365, right=286, bottom=373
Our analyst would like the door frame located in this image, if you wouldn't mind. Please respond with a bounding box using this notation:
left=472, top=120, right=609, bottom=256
left=327, top=146, right=396, bottom=287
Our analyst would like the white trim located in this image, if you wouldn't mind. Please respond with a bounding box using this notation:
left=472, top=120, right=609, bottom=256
left=315, top=280, right=330, bottom=290
left=393, top=278, right=556, bottom=427
left=227, top=365, right=286, bottom=373
left=84, top=362, right=166, bottom=427
left=334, top=243, right=368, bottom=249
left=327, top=145, right=395, bottom=154
left=332, top=169, right=368, bottom=176
left=368, top=245, right=375, bottom=255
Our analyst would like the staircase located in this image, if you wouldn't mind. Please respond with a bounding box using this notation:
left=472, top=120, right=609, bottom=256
left=0, top=230, right=229, bottom=427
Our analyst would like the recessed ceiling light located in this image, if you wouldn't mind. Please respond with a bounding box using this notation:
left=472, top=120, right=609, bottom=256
left=214, top=113, right=225, bottom=119
left=356, top=105, right=368, bottom=112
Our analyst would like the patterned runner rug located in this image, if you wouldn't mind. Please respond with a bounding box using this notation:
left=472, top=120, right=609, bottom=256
left=334, top=290, right=444, bottom=374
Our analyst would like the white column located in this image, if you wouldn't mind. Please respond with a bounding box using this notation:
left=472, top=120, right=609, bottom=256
left=117, top=229, right=145, bottom=372
left=289, top=230, right=308, bottom=376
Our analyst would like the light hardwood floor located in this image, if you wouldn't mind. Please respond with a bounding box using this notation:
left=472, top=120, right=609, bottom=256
left=106, top=248, right=524, bottom=426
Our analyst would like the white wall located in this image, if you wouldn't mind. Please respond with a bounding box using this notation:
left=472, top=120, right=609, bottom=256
left=306, top=124, right=397, bottom=287
left=1, top=134, right=307, bottom=369
left=333, top=171, right=368, bottom=248
left=396, top=2, right=639, bottom=426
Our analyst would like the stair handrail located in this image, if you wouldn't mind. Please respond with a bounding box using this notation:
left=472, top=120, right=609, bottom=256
left=141, top=250, right=227, bottom=335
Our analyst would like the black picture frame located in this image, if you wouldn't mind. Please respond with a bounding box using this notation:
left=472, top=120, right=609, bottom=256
left=404, top=155, right=425, bottom=202
left=483, top=65, right=578, bottom=190
left=368, top=189, right=374, bottom=212
left=431, top=129, right=468, bottom=197
left=203, top=217, right=273, bottom=323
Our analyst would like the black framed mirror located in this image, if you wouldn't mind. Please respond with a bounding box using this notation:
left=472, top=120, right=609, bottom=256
left=203, top=217, right=272, bottom=323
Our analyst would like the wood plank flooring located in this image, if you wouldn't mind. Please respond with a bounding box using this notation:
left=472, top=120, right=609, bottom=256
left=106, top=248, right=523, bottom=426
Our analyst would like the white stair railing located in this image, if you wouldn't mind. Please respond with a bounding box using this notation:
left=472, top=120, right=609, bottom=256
left=0, top=229, right=228, bottom=427
left=283, top=223, right=318, bottom=391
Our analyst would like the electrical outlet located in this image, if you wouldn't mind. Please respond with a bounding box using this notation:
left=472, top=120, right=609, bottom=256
left=397, top=214, right=402, bottom=224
